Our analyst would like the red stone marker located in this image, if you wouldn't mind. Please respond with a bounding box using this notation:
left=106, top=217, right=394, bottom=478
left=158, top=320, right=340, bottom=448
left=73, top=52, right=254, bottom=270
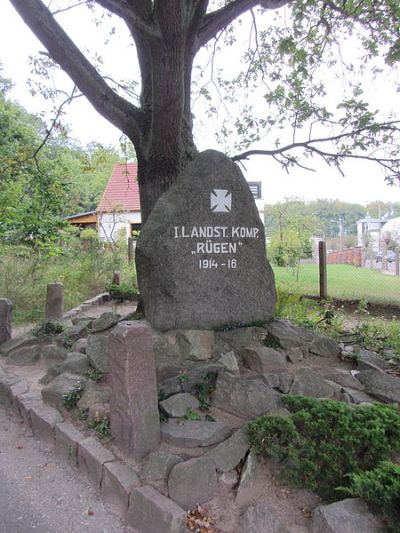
left=109, top=321, right=160, bottom=461
left=0, top=298, right=12, bottom=344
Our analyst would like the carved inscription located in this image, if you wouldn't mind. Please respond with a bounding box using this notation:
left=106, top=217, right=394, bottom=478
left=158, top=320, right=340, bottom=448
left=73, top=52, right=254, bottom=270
left=173, top=225, right=261, bottom=269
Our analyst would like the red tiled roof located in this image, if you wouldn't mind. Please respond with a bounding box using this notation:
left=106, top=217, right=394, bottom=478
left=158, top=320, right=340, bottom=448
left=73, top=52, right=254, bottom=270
left=97, top=163, right=140, bottom=212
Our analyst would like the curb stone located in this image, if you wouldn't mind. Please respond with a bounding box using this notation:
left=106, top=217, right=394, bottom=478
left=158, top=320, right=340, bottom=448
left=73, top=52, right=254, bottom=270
left=0, top=368, right=190, bottom=532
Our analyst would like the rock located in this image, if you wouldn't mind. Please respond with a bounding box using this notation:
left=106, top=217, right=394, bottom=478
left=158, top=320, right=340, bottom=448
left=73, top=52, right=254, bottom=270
left=63, top=320, right=92, bottom=343
left=213, top=372, right=281, bottom=419
left=312, top=498, right=381, bottom=533
left=286, top=347, right=303, bottom=363
left=0, top=298, right=12, bottom=345
left=357, top=349, right=390, bottom=371
left=136, top=149, right=276, bottom=331
left=109, top=321, right=160, bottom=461
left=41, top=372, right=86, bottom=408
left=159, top=393, right=200, bottom=418
left=45, top=282, right=64, bottom=321
left=260, top=373, right=281, bottom=389
left=161, top=420, right=232, bottom=448
left=72, top=338, right=88, bottom=354
left=309, top=334, right=341, bottom=358
left=322, top=369, right=365, bottom=391
left=143, top=451, right=184, bottom=482
left=219, top=471, right=239, bottom=489
left=128, top=485, right=187, bottom=533
left=7, top=345, right=41, bottom=365
left=240, top=346, right=287, bottom=373
left=341, top=387, right=377, bottom=405
left=91, top=312, right=120, bottom=333
left=0, top=336, right=47, bottom=357
left=279, top=374, right=294, bottom=394
left=160, top=363, right=222, bottom=396
left=41, top=344, right=67, bottom=362
left=217, top=351, right=240, bottom=374
left=289, top=368, right=336, bottom=399
left=214, top=327, right=268, bottom=355
left=176, top=330, right=214, bottom=361
left=77, top=380, right=110, bottom=411
left=40, top=352, right=91, bottom=385
left=204, top=428, right=249, bottom=472
left=86, top=334, right=109, bottom=373
left=356, top=369, right=400, bottom=403
left=236, top=450, right=260, bottom=505
left=240, top=503, right=291, bottom=533
left=264, top=319, right=314, bottom=351
left=152, top=330, right=187, bottom=375
left=168, top=456, right=217, bottom=508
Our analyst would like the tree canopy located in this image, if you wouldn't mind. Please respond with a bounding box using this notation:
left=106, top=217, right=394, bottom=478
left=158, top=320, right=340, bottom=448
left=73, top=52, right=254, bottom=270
left=8, top=0, right=400, bottom=224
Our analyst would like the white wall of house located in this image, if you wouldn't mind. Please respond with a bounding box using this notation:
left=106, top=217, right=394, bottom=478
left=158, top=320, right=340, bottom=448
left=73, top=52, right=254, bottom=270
left=97, top=211, right=141, bottom=242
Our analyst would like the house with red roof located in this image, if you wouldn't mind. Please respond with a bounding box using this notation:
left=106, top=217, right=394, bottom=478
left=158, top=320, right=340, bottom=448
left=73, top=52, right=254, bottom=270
left=97, top=163, right=141, bottom=242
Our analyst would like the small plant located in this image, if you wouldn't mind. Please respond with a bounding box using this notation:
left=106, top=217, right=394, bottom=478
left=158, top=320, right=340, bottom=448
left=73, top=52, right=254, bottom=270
left=86, top=369, right=105, bottom=382
left=87, top=417, right=111, bottom=439
left=183, top=409, right=201, bottom=421
left=247, top=396, right=400, bottom=501
left=194, top=372, right=217, bottom=411
left=32, top=320, right=64, bottom=337
left=346, top=461, right=400, bottom=532
left=107, top=282, right=137, bottom=302
left=61, top=382, right=84, bottom=410
left=214, top=320, right=266, bottom=332
left=159, top=410, right=168, bottom=423
left=263, top=332, right=281, bottom=349
left=177, top=372, right=189, bottom=384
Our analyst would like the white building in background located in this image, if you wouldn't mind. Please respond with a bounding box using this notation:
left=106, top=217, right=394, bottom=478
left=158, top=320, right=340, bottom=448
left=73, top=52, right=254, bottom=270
left=94, top=165, right=265, bottom=243
left=356, top=215, right=387, bottom=253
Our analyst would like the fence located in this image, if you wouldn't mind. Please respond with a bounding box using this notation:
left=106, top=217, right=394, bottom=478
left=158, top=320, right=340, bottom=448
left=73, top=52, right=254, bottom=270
left=273, top=241, right=400, bottom=308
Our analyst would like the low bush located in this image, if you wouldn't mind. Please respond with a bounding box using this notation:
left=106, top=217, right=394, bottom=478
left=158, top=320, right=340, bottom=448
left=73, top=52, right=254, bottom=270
left=107, top=282, right=137, bottom=301
left=247, top=396, right=400, bottom=501
left=347, top=461, right=400, bottom=532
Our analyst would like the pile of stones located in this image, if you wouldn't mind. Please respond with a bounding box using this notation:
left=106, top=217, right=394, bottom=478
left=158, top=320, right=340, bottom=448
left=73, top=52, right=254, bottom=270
left=1, top=311, right=398, bottom=532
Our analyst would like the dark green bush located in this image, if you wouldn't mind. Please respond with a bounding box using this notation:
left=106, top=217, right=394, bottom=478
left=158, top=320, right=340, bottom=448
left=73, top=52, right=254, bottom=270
left=107, top=282, right=137, bottom=301
left=247, top=396, right=400, bottom=501
left=32, top=320, right=64, bottom=337
left=348, top=461, right=400, bottom=532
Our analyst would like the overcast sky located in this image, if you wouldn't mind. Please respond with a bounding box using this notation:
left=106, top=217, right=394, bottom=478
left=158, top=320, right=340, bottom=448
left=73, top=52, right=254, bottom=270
left=1, top=1, right=400, bottom=207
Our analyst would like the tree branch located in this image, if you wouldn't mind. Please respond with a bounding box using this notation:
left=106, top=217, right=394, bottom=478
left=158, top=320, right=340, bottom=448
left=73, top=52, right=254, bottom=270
left=10, top=0, right=144, bottom=147
left=197, top=0, right=292, bottom=49
left=232, top=123, right=400, bottom=179
left=94, top=0, right=158, bottom=39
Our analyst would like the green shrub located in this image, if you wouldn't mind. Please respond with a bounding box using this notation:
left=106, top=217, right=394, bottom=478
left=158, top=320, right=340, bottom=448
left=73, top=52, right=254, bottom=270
left=347, top=461, right=400, bottom=532
left=87, top=417, right=111, bottom=439
left=32, top=320, right=64, bottom=337
left=247, top=396, right=400, bottom=501
left=107, top=282, right=137, bottom=301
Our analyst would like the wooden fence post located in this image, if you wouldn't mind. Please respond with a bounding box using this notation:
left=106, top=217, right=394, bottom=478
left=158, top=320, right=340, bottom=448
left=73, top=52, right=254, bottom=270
left=396, top=248, right=400, bottom=277
left=318, top=241, right=327, bottom=299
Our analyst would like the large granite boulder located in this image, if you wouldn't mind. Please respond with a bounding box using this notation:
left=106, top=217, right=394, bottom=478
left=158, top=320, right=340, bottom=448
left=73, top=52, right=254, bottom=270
left=136, top=150, right=276, bottom=331
left=356, top=369, right=400, bottom=403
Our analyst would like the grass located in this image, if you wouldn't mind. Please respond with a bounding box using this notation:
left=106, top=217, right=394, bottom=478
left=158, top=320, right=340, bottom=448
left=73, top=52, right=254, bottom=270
left=273, top=264, right=400, bottom=306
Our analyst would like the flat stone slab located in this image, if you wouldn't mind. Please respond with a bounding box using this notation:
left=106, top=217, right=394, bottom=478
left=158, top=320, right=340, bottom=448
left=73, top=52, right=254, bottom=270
left=240, top=346, right=287, bottom=373
left=101, top=461, right=140, bottom=517
left=159, top=393, right=200, bottom=418
left=41, top=372, right=86, bottom=409
left=312, top=498, right=381, bottom=533
left=91, top=312, right=120, bottom=333
left=356, top=369, right=400, bottom=403
left=168, top=456, right=218, bottom=509
left=161, top=420, right=232, bottom=448
left=143, top=451, right=183, bottom=482
left=289, top=368, right=336, bottom=399
left=213, top=372, right=281, bottom=419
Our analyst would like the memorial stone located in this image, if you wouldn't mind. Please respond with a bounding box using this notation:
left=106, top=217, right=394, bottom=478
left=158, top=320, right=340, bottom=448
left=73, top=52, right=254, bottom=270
left=136, top=150, right=276, bottom=331
left=0, top=298, right=12, bottom=344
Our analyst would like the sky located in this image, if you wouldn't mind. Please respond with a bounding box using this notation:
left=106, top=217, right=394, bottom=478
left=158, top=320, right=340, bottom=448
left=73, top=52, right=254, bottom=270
left=1, top=1, right=400, bottom=207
